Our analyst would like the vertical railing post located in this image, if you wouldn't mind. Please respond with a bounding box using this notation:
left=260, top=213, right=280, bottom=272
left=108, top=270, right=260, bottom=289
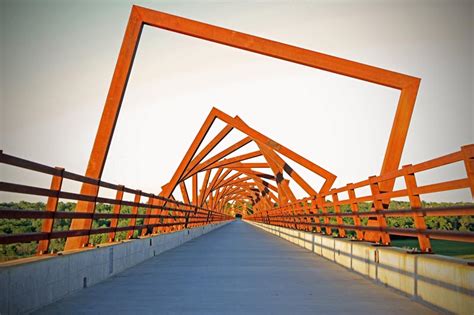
left=209, top=211, right=214, bottom=224
left=300, top=202, right=309, bottom=231
left=299, top=203, right=305, bottom=230
left=317, top=195, right=331, bottom=235
left=185, top=204, right=192, bottom=228
left=368, top=176, right=390, bottom=245
left=285, top=206, right=291, bottom=228
left=302, top=202, right=309, bottom=232
left=177, top=204, right=183, bottom=230
left=153, top=199, right=166, bottom=234
left=170, top=202, right=177, bottom=232
left=171, top=203, right=177, bottom=231
left=296, top=203, right=303, bottom=231
left=108, top=185, right=124, bottom=242
left=286, top=204, right=296, bottom=229
left=64, top=180, right=100, bottom=250
left=193, top=206, right=199, bottom=227
left=127, top=191, right=141, bottom=239
left=177, top=204, right=184, bottom=230
left=37, top=167, right=64, bottom=255
left=307, top=199, right=315, bottom=233
left=347, top=184, right=363, bottom=240
left=186, top=206, right=192, bottom=228
left=286, top=206, right=292, bottom=228
left=306, top=201, right=313, bottom=232
left=206, top=210, right=211, bottom=224
left=297, top=203, right=303, bottom=231
left=293, top=204, right=299, bottom=230
left=164, top=202, right=173, bottom=233
left=332, top=192, right=346, bottom=237
left=402, top=165, right=431, bottom=252
left=306, top=199, right=315, bottom=233
left=461, top=144, right=474, bottom=197
left=141, top=195, right=154, bottom=236
left=311, top=200, right=321, bottom=233
left=278, top=207, right=284, bottom=227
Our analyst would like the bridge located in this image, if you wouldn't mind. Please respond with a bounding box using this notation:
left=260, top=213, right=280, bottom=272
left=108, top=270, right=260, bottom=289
left=32, top=221, right=435, bottom=315
left=1, top=5, right=473, bottom=315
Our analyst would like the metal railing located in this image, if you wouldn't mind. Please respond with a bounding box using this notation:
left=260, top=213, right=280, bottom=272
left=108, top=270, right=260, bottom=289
left=0, top=151, right=233, bottom=255
left=246, top=145, right=474, bottom=252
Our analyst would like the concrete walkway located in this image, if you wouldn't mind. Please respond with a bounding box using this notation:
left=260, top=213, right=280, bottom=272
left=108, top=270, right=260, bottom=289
left=35, top=221, right=436, bottom=314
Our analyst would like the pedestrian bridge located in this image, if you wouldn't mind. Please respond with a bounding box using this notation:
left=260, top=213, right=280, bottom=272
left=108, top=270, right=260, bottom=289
left=6, top=221, right=444, bottom=314
left=1, top=4, right=473, bottom=315
left=1, top=218, right=473, bottom=314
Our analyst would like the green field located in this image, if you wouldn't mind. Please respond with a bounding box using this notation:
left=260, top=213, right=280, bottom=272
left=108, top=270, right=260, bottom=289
left=390, top=238, right=474, bottom=259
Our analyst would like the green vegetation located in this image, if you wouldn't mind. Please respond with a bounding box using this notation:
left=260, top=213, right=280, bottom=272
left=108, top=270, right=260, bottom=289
left=391, top=238, right=474, bottom=259
left=0, top=201, right=148, bottom=262
left=0, top=200, right=472, bottom=261
left=326, top=200, right=473, bottom=232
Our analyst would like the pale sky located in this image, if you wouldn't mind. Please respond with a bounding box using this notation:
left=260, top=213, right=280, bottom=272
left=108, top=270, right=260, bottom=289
left=1, top=0, right=473, bottom=203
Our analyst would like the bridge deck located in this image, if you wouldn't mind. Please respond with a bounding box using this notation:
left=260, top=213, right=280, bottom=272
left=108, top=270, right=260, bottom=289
left=35, top=221, right=435, bottom=314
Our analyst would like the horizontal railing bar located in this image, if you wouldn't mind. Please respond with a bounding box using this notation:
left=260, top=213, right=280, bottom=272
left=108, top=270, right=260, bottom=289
left=0, top=151, right=232, bottom=250
left=0, top=152, right=208, bottom=211
left=323, top=151, right=463, bottom=196
left=0, top=152, right=61, bottom=177
left=414, top=179, right=470, bottom=195
left=260, top=179, right=470, bottom=212
left=0, top=182, right=221, bottom=215
left=412, top=151, right=463, bottom=173
left=62, top=170, right=100, bottom=186
left=0, top=219, right=226, bottom=245
left=0, top=209, right=224, bottom=220
left=257, top=205, right=474, bottom=218
left=3, top=145, right=472, bottom=251
left=263, top=220, right=474, bottom=243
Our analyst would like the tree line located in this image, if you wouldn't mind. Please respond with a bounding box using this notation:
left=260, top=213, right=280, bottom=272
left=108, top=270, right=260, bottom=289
left=0, top=200, right=472, bottom=261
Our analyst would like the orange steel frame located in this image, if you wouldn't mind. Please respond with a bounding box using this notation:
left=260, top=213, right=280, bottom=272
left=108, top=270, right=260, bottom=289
left=159, top=107, right=335, bottom=216
left=66, top=5, right=421, bottom=250
left=0, top=144, right=472, bottom=254
left=2, top=5, right=473, bottom=258
left=246, top=145, right=474, bottom=249
left=0, top=151, right=232, bottom=252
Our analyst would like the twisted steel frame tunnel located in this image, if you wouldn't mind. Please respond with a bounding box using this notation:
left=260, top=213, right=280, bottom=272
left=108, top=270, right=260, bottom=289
left=50, top=4, right=472, bottom=253
left=0, top=5, right=473, bottom=314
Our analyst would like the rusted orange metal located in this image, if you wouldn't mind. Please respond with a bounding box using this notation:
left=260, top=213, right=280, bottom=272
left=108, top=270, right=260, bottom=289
left=461, top=145, right=474, bottom=197
left=246, top=145, right=474, bottom=250
left=366, top=176, right=391, bottom=244
left=2, top=5, right=470, bottom=256
left=66, top=5, right=421, bottom=250
left=403, top=165, right=431, bottom=252
left=126, top=191, right=141, bottom=239
left=108, top=185, right=124, bottom=242
left=0, top=151, right=232, bottom=250
left=152, top=107, right=473, bottom=252
left=37, top=167, right=64, bottom=254
left=160, top=108, right=335, bottom=217
left=347, top=185, right=364, bottom=240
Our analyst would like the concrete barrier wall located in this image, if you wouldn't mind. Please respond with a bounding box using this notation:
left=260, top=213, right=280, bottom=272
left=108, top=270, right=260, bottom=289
left=246, top=220, right=474, bottom=315
left=0, top=221, right=231, bottom=314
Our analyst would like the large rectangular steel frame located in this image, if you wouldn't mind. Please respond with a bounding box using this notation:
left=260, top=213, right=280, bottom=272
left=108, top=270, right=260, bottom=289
left=65, top=5, right=420, bottom=250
